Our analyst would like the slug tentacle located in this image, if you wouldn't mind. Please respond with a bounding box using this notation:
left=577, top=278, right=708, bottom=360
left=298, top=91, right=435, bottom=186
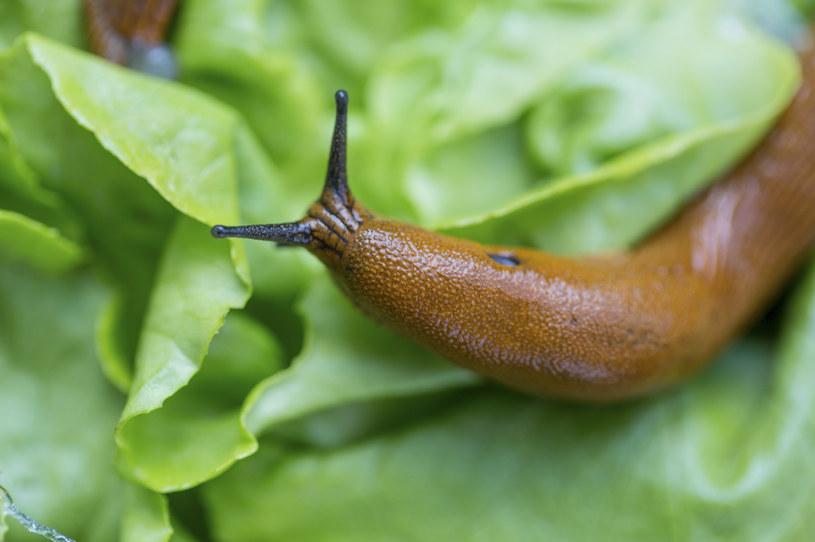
left=210, top=223, right=313, bottom=245
left=315, top=90, right=372, bottom=235
left=212, top=90, right=371, bottom=268
left=324, top=90, right=351, bottom=204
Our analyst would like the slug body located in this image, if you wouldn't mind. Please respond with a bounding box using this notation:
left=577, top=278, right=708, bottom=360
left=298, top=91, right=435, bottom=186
left=213, top=44, right=815, bottom=401
left=83, top=0, right=179, bottom=78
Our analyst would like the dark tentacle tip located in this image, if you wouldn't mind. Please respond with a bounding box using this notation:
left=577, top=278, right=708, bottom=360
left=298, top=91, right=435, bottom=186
left=127, top=41, right=178, bottom=79
left=211, top=225, right=228, bottom=238
left=335, top=90, right=348, bottom=109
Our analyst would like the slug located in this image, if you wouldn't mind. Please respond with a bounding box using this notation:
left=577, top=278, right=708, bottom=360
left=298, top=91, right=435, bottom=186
left=212, top=41, right=815, bottom=401
left=83, top=0, right=179, bottom=78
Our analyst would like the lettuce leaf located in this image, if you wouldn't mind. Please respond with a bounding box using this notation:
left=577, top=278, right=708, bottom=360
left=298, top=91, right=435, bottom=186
left=0, top=262, right=123, bottom=541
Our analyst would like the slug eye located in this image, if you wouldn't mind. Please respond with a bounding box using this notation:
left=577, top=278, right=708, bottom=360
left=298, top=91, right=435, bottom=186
left=487, top=253, right=520, bottom=267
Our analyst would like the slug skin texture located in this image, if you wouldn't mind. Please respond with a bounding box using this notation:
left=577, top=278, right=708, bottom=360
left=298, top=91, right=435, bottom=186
left=213, top=41, right=815, bottom=401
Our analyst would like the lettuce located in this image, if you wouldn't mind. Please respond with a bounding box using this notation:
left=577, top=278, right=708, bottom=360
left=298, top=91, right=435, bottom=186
left=0, top=0, right=812, bottom=540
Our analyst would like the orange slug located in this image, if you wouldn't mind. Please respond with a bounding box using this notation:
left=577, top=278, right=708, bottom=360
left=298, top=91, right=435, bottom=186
left=83, top=0, right=179, bottom=78
left=212, top=40, right=815, bottom=401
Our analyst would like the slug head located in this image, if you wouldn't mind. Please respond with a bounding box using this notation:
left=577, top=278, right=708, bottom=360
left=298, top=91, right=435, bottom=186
left=211, top=90, right=372, bottom=270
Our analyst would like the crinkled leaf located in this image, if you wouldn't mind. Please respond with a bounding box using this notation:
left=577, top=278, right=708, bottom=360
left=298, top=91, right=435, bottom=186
left=440, top=98, right=794, bottom=255
left=527, top=10, right=793, bottom=176
left=438, top=17, right=800, bottom=254
left=176, top=0, right=325, bottom=187
left=25, top=35, right=246, bottom=233
left=115, top=217, right=251, bottom=492
left=356, top=1, right=662, bottom=218
left=244, top=274, right=478, bottom=437
left=280, top=0, right=477, bottom=92
left=0, top=110, right=69, bottom=231
left=405, top=124, right=536, bottom=224
left=0, top=210, right=82, bottom=273
left=0, top=36, right=178, bottom=391
left=120, top=484, right=172, bottom=542
left=119, top=483, right=203, bottom=542
left=368, top=1, right=659, bottom=147
left=1, top=35, right=280, bottom=492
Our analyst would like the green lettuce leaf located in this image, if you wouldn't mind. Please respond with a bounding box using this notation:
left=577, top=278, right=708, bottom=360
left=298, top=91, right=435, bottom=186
left=0, top=210, right=82, bottom=273
left=0, top=35, right=177, bottom=393
left=0, top=263, right=122, bottom=542
left=244, top=274, right=479, bottom=438
left=438, top=13, right=800, bottom=254
left=119, top=484, right=172, bottom=542
left=113, top=216, right=253, bottom=492
left=0, top=0, right=81, bottom=51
